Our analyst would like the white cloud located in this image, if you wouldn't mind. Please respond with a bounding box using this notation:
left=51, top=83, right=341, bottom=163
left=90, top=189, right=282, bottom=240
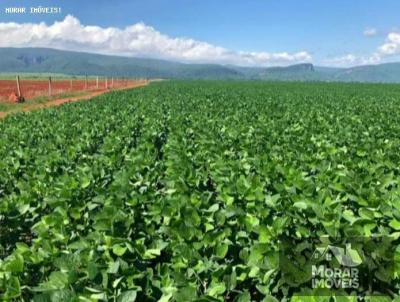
left=378, top=32, right=400, bottom=56
left=325, top=30, right=400, bottom=67
left=363, top=28, right=378, bottom=37
left=323, top=53, right=381, bottom=67
left=0, top=15, right=312, bottom=67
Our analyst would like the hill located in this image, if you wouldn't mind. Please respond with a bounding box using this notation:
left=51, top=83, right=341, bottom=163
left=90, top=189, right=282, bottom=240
left=0, top=48, right=242, bottom=80
left=1, top=47, right=400, bottom=82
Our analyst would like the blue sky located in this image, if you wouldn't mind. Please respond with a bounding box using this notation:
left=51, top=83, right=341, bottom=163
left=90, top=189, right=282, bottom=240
left=1, top=0, right=400, bottom=67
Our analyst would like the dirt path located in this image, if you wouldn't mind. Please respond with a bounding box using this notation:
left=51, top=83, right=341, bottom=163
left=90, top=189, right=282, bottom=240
left=0, top=81, right=148, bottom=119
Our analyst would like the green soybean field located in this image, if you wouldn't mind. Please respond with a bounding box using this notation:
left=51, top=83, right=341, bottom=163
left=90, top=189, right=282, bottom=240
left=2, top=81, right=400, bottom=301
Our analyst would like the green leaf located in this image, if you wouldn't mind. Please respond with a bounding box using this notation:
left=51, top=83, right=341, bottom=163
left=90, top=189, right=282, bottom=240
left=207, top=282, right=226, bottom=297
left=50, top=289, right=75, bottom=302
left=236, top=291, right=251, bottom=302
left=87, top=262, right=98, bottom=280
left=265, top=194, right=280, bottom=207
left=174, top=286, right=197, bottom=302
left=18, top=204, right=30, bottom=215
left=144, top=248, right=161, bottom=259
left=293, top=201, right=307, bottom=210
left=81, top=176, right=91, bottom=189
left=107, top=261, right=120, bottom=274
left=117, top=290, right=137, bottom=302
left=90, top=292, right=107, bottom=300
left=1, top=276, right=21, bottom=300
left=389, top=219, right=400, bottom=230
left=262, top=295, right=279, bottom=302
left=4, top=254, right=24, bottom=273
left=207, top=204, right=219, bottom=213
left=37, top=272, right=69, bottom=291
left=158, top=293, right=173, bottom=302
left=112, top=244, right=128, bottom=256
left=215, top=243, right=229, bottom=258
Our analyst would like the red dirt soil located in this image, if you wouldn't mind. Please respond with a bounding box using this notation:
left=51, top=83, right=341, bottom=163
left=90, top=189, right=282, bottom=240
left=0, top=79, right=137, bottom=101
left=0, top=80, right=148, bottom=119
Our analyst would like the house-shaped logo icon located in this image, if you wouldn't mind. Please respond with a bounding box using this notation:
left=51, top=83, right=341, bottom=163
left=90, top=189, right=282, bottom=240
left=311, top=243, right=362, bottom=267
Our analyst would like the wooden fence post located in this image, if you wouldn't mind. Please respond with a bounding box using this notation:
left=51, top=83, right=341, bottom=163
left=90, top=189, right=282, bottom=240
left=96, top=76, right=99, bottom=89
left=16, top=75, right=21, bottom=97
left=111, top=77, right=114, bottom=89
left=70, top=79, right=73, bottom=91
left=85, top=75, right=88, bottom=90
left=48, top=77, right=52, bottom=96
